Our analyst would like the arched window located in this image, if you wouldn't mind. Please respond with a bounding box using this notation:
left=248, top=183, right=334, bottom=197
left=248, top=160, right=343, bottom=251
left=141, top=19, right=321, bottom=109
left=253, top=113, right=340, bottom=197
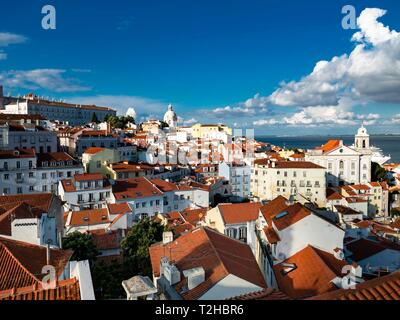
left=339, top=161, right=344, bottom=170
left=362, top=140, right=366, bottom=148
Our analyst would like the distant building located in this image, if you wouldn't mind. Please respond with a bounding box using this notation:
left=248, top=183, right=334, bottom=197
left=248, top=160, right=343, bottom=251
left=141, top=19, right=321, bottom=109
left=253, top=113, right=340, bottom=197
left=305, top=125, right=372, bottom=186
left=1, top=93, right=116, bottom=125
left=251, top=160, right=327, bottom=207
left=163, top=104, right=178, bottom=128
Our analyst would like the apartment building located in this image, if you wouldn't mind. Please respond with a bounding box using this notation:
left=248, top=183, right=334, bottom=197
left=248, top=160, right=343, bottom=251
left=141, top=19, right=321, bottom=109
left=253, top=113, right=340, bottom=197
left=219, top=161, right=251, bottom=200
left=0, top=122, right=57, bottom=152
left=2, top=93, right=116, bottom=125
left=251, top=159, right=327, bottom=207
left=58, top=173, right=113, bottom=211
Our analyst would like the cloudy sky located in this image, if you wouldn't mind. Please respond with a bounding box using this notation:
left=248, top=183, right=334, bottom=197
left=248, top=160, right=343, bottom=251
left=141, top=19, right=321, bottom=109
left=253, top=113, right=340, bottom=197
left=1, top=0, right=400, bottom=135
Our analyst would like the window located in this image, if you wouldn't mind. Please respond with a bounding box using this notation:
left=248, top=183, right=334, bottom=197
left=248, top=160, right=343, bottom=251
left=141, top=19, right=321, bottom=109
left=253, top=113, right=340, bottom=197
left=4, top=174, right=9, bottom=180
left=42, top=173, right=47, bottom=179
left=339, top=161, right=344, bottom=170
left=29, top=172, right=34, bottom=178
left=17, top=187, right=22, bottom=194
left=16, top=161, right=20, bottom=169
left=29, top=186, right=34, bottom=192
left=136, top=203, right=139, bottom=209
left=42, top=185, right=47, bottom=192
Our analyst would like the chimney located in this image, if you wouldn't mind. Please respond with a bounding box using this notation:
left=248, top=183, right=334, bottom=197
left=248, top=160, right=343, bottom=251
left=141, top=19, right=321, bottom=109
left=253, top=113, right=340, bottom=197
left=46, top=242, right=51, bottom=265
left=163, top=231, right=174, bottom=245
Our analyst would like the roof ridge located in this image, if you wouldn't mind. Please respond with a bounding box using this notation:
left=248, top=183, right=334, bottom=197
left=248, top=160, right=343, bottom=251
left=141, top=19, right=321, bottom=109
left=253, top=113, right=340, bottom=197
left=0, top=240, right=40, bottom=284
left=308, top=245, right=341, bottom=279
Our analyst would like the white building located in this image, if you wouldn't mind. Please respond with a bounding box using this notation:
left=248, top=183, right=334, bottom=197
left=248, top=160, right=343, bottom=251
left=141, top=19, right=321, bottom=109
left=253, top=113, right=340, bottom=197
left=0, top=149, right=37, bottom=195
left=58, top=173, right=113, bottom=211
left=163, top=104, right=178, bottom=128
left=0, top=122, right=57, bottom=153
left=255, top=196, right=345, bottom=289
left=305, top=125, right=372, bottom=186
left=219, top=162, right=251, bottom=200
left=2, top=93, right=116, bottom=126
left=251, top=160, right=327, bottom=207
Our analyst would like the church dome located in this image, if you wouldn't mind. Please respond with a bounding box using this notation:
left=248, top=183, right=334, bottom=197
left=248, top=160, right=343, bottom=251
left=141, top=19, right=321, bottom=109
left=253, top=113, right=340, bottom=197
left=163, top=104, right=178, bottom=127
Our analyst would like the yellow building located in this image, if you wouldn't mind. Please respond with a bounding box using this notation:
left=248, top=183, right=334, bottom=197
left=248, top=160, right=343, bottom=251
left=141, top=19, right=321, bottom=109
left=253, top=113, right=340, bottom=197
left=191, top=123, right=232, bottom=139
left=82, top=147, right=119, bottom=175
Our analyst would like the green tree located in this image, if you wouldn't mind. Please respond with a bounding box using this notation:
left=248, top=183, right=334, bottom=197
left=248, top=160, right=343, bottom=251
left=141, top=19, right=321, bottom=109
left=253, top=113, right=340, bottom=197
left=91, top=112, right=100, bottom=123
left=91, top=260, right=125, bottom=300
left=371, top=162, right=387, bottom=182
left=62, top=232, right=98, bottom=263
left=121, top=218, right=165, bottom=277
left=391, top=208, right=400, bottom=217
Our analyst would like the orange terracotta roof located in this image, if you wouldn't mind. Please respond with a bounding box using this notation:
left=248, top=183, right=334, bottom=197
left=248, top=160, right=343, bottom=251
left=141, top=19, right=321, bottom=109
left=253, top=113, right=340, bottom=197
left=0, top=148, right=36, bottom=159
left=272, top=203, right=312, bottom=231
left=217, top=202, right=261, bottom=225
left=254, top=160, right=324, bottom=169
left=263, top=227, right=280, bottom=244
left=74, top=173, right=104, bottom=181
left=149, top=227, right=266, bottom=300
left=90, top=230, right=120, bottom=251
left=273, top=245, right=347, bottom=299
left=229, top=288, right=291, bottom=300
left=316, top=140, right=342, bottom=153
left=0, top=278, right=81, bottom=301
left=84, top=147, right=106, bottom=155
left=326, top=188, right=344, bottom=201
left=112, top=177, right=163, bottom=201
left=107, top=203, right=131, bottom=216
left=0, top=203, right=45, bottom=236
left=309, top=271, right=400, bottom=300
left=0, top=193, right=54, bottom=214
left=0, top=237, right=73, bottom=291
left=67, top=208, right=110, bottom=227
left=260, top=196, right=289, bottom=225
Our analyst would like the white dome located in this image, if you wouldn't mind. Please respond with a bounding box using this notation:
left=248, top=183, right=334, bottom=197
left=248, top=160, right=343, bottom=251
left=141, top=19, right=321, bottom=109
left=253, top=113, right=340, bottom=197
left=163, top=104, right=177, bottom=127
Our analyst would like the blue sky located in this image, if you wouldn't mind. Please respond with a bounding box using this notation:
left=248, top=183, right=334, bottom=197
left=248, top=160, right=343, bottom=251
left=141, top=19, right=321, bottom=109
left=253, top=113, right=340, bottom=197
left=1, top=0, right=400, bottom=135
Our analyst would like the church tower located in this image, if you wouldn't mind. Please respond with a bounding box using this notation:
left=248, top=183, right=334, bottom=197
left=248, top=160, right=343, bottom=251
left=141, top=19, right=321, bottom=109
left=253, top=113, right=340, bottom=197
left=355, top=124, right=370, bottom=150
left=163, top=104, right=178, bottom=128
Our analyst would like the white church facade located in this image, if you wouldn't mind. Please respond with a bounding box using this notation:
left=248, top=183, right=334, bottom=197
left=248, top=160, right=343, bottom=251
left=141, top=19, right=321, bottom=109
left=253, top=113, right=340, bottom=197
left=305, top=125, right=372, bottom=187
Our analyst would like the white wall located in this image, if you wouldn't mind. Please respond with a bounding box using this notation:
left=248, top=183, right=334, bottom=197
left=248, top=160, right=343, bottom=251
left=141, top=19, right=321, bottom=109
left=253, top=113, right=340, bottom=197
left=198, top=274, right=263, bottom=300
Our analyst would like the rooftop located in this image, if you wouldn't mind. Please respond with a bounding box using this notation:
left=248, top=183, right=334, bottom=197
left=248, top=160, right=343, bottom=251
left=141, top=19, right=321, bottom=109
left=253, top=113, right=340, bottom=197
left=149, top=227, right=266, bottom=300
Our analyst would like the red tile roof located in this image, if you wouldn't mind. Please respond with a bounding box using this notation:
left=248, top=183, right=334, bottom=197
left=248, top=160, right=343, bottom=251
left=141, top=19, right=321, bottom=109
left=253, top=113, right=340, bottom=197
left=217, top=202, right=261, bottom=225
left=0, top=193, right=55, bottom=213
left=326, top=188, right=343, bottom=200
left=273, top=245, right=347, bottom=299
left=84, top=147, right=106, bottom=155
left=0, top=278, right=81, bottom=300
left=112, top=177, right=163, bottom=201
left=272, top=203, right=312, bottom=231
left=316, top=140, right=342, bottom=153
left=149, top=227, right=266, bottom=300
left=90, top=230, right=120, bottom=251
left=309, top=271, right=400, bottom=300
left=0, top=148, right=36, bottom=159
left=263, top=227, right=280, bottom=244
left=107, top=202, right=131, bottom=216
left=0, top=237, right=72, bottom=291
left=0, top=203, right=45, bottom=236
left=67, top=208, right=110, bottom=227
left=254, top=160, right=325, bottom=169
left=74, top=173, right=104, bottom=182
left=259, top=196, right=289, bottom=225
left=229, top=288, right=291, bottom=300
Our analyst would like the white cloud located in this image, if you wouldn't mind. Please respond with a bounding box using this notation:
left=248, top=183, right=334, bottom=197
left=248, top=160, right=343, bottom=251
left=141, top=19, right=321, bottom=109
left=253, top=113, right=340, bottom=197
left=68, top=95, right=168, bottom=116
left=254, top=98, right=381, bottom=127
left=0, top=32, right=27, bottom=47
left=126, top=107, right=137, bottom=119
left=392, top=114, right=400, bottom=124
left=0, top=69, right=90, bottom=92
left=269, top=8, right=400, bottom=107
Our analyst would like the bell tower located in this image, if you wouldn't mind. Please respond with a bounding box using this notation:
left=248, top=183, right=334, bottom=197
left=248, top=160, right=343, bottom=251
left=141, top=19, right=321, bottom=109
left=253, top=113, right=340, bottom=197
left=355, top=123, right=370, bottom=150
